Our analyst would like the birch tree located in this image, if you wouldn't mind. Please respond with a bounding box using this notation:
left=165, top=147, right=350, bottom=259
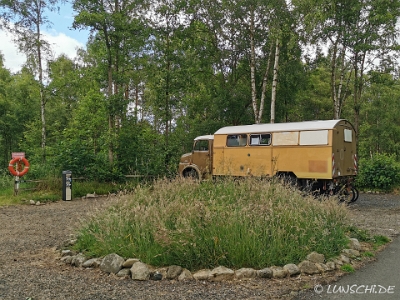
left=294, top=0, right=400, bottom=131
left=0, top=0, right=60, bottom=161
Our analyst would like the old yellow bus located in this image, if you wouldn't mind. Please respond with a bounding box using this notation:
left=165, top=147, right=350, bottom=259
left=179, top=120, right=358, bottom=200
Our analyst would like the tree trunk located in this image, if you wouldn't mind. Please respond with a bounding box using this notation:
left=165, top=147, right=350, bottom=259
left=35, top=13, right=46, bottom=162
left=258, top=43, right=273, bottom=123
left=250, top=10, right=273, bottom=124
left=249, top=11, right=259, bottom=123
left=352, top=51, right=366, bottom=141
left=107, top=49, right=114, bottom=165
left=331, top=38, right=339, bottom=119
left=270, top=39, right=280, bottom=124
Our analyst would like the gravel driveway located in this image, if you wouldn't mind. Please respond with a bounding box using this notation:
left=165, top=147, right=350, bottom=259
left=0, top=193, right=399, bottom=300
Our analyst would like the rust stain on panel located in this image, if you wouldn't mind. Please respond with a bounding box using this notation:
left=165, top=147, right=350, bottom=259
left=309, top=160, right=328, bottom=173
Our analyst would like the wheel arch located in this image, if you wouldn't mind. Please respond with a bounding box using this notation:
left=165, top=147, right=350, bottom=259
left=181, top=165, right=202, bottom=179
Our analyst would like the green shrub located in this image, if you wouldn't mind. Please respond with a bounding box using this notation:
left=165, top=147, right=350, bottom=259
left=357, top=153, right=400, bottom=191
left=74, top=178, right=350, bottom=271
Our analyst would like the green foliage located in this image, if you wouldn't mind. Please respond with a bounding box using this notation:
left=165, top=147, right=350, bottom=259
left=357, top=153, right=400, bottom=191
left=362, top=251, right=374, bottom=258
left=1, top=0, right=400, bottom=187
left=341, top=264, right=355, bottom=273
left=74, top=178, right=350, bottom=270
left=346, top=226, right=372, bottom=242
left=359, top=72, right=400, bottom=158
left=372, top=235, right=391, bottom=248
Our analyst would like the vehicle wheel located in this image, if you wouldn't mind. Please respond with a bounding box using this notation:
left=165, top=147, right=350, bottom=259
left=350, top=187, right=359, bottom=203
left=338, top=187, right=356, bottom=204
left=184, top=169, right=199, bottom=180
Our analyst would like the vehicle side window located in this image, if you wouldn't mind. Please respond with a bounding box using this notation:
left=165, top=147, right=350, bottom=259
left=193, top=140, right=209, bottom=151
left=227, top=134, right=247, bottom=147
left=250, top=133, right=271, bottom=146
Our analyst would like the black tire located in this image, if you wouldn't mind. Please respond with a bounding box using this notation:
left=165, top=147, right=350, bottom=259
left=183, top=169, right=199, bottom=180
left=350, top=187, right=359, bottom=203
left=338, top=186, right=356, bottom=204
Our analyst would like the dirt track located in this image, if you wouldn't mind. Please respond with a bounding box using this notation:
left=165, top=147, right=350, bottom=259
left=0, top=193, right=399, bottom=300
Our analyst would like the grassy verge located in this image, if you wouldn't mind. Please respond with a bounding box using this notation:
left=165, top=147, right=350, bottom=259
left=0, top=175, right=130, bottom=206
left=74, top=177, right=351, bottom=271
left=347, top=226, right=391, bottom=250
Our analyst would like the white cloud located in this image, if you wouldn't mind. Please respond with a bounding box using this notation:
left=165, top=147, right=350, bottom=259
left=0, top=30, right=25, bottom=73
left=46, top=31, right=85, bottom=62
left=0, top=28, right=84, bottom=74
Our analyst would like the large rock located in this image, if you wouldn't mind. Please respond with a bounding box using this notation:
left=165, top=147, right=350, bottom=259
left=315, top=263, right=329, bottom=273
left=193, top=269, right=211, bottom=280
left=306, top=252, right=325, bottom=264
left=100, top=253, right=125, bottom=274
left=60, top=256, right=73, bottom=264
left=151, top=267, right=168, bottom=280
left=340, top=254, right=350, bottom=264
left=82, top=258, right=102, bottom=268
left=235, top=268, right=257, bottom=280
left=117, top=268, right=131, bottom=277
left=130, top=262, right=150, bottom=281
left=325, top=261, right=336, bottom=271
left=122, top=258, right=140, bottom=268
left=342, top=249, right=360, bottom=258
left=61, top=250, right=73, bottom=257
left=178, top=269, right=194, bottom=281
left=298, top=261, right=320, bottom=275
left=209, top=266, right=235, bottom=281
left=271, top=266, right=288, bottom=279
left=348, top=238, right=361, bottom=250
left=72, top=253, right=86, bottom=267
left=257, top=268, right=273, bottom=279
left=283, top=264, right=300, bottom=276
left=166, top=265, right=183, bottom=279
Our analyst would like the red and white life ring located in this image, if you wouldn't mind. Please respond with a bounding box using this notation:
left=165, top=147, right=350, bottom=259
left=8, top=157, right=30, bottom=177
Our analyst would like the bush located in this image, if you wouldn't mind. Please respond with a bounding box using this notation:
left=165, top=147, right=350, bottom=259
left=357, top=153, right=400, bottom=191
left=74, top=178, right=350, bottom=271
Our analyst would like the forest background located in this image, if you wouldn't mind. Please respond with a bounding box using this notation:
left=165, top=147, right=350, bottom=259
left=0, top=0, right=400, bottom=189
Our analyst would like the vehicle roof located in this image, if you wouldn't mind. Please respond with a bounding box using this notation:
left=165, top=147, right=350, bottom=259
left=194, top=135, right=214, bottom=140
left=214, top=120, right=347, bottom=135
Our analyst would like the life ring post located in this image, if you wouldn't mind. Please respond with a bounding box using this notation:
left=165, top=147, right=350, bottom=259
left=8, top=157, right=30, bottom=177
left=14, top=176, right=20, bottom=196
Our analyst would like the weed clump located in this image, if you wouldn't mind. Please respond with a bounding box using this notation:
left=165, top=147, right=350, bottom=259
left=74, top=178, right=350, bottom=271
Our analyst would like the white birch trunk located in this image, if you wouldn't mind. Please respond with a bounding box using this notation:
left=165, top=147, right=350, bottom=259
left=249, top=12, right=259, bottom=123
left=270, top=39, right=280, bottom=124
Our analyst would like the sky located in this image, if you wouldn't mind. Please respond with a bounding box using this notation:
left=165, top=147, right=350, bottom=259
left=0, top=2, right=90, bottom=73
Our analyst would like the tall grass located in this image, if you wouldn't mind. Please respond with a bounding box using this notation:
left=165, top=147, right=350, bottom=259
left=74, top=178, right=350, bottom=271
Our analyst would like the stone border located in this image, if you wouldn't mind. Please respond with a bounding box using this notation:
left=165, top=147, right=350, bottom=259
left=59, top=237, right=365, bottom=281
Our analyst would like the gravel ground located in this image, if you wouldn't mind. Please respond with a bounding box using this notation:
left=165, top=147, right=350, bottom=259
left=0, top=193, right=399, bottom=300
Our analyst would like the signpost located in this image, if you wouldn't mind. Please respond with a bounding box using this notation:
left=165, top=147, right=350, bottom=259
left=8, top=152, right=29, bottom=195
left=12, top=152, right=25, bottom=159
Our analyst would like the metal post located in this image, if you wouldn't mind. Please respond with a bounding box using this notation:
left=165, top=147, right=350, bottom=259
left=14, top=176, right=20, bottom=196
left=62, top=171, right=72, bottom=201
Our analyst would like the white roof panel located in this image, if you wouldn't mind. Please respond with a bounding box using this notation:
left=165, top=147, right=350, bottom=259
left=194, top=135, right=214, bottom=140
left=214, top=120, right=344, bottom=135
